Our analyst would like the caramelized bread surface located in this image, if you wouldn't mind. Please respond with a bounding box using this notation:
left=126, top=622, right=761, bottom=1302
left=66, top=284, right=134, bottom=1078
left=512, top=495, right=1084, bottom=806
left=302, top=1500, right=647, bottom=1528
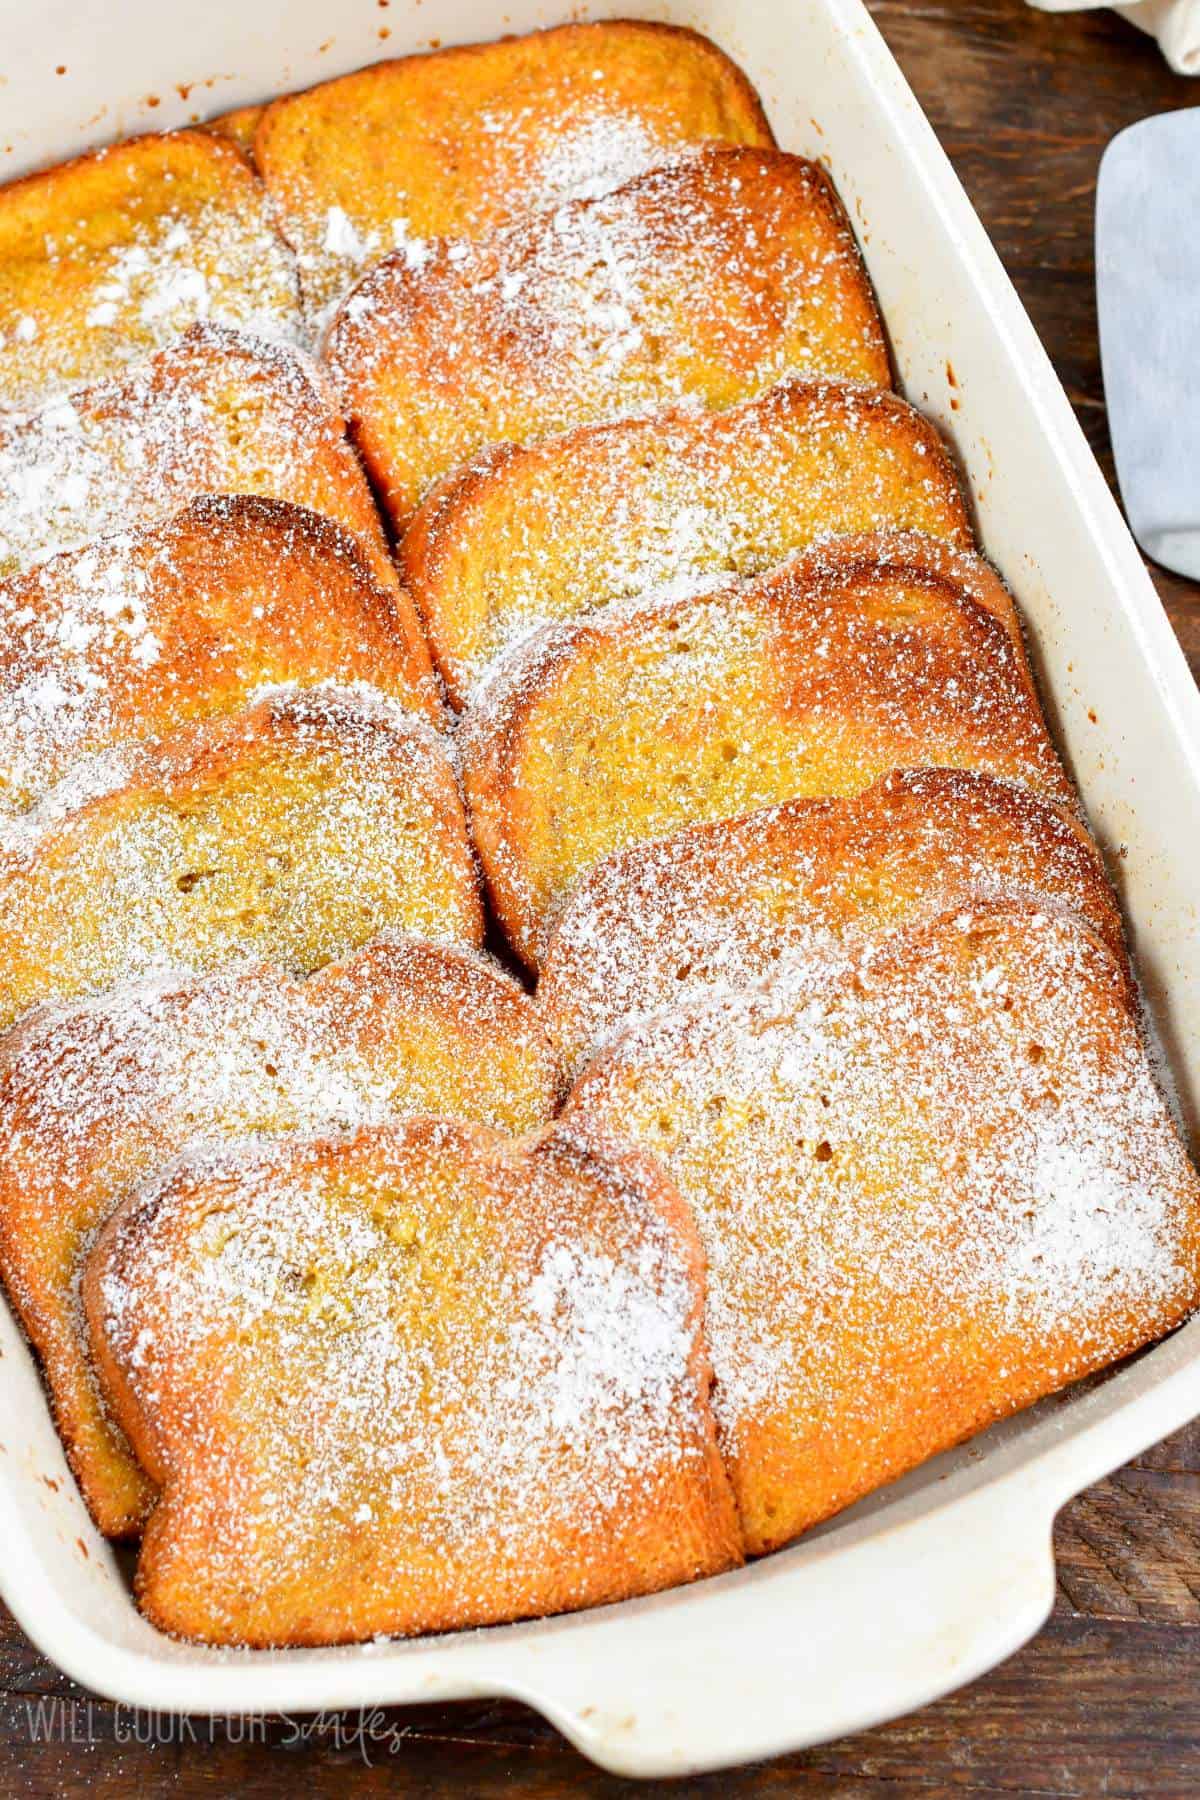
left=0, top=494, right=439, bottom=810
left=0, top=938, right=563, bottom=1536
left=84, top=1120, right=743, bottom=1643
left=564, top=905, right=1200, bottom=1554
left=256, top=20, right=774, bottom=325
left=0, top=684, right=482, bottom=1034
left=327, top=148, right=890, bottom=529
left=403, top=380, right=972, bottom=704
left=205, top=105, right=266, bottom=156
left=0, top=324, right=398, bottom=596
left=538, top=768, right=1124, bottom=1075
left=0, top=131, right=300, bottom=408
left=461, top=534, right=1072, bottom=965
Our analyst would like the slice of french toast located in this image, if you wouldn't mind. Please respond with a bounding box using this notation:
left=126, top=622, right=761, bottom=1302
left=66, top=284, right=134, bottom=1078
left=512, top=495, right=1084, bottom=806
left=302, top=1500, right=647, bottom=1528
left=402, top=380, right=973, bottom=705
left=460, top=533, right=1073, bottom=966
left=0, top=495, right=441, bottom=811
left=255, top=20, right=773, bottom=327
left=83, top=1119, right=743, bottom=1643
left=326, top=148, right=890, bottom=530
left=0, top=131, right=300, bottom=410
left=0, top=324, right=398, bottom=596
left=564, top=903, right=1200, bottom=1556
left=0, top=684, right=482, bottom=1034
left=0, top=937, right=563, bottom=1537
left=538, top=767, right=1125, bottom=1075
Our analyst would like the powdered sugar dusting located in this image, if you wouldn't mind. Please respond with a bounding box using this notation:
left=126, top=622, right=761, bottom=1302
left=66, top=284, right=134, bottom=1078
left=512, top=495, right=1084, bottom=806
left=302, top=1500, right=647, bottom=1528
left=327, top=149, right=888, bottom=525
left=565, top=908, right=1200, bottom=1471
left=0, top=496, right=438, bottom=811
left=304, top=208, right=432, bottom=341
left=460, top=541, right=1074, bottom=963
left=0, top=936, right=560, bottom=1533
left=0, top=326, right=386, bottom=584
left=530, top=110, right=664, bottom=209
left=1, top=937, right=549, bottom=1180
left=407, top=381, right=970, bottom=702
left=538, top=768, right=1123, bottom=1074
left=89, top=1123, right=723, bottom=1638
left=262, top=20, right=773, bottom=328
left=0, top=156, right=302, bottom=410
left=0, top=682, right=479, bottom=1031
left=67, top=208, right=300, bottom=350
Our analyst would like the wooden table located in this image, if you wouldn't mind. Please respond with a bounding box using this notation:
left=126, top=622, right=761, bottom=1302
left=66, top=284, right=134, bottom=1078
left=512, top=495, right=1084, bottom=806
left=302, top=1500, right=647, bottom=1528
left=5, top=4, right=1199, bottom=1794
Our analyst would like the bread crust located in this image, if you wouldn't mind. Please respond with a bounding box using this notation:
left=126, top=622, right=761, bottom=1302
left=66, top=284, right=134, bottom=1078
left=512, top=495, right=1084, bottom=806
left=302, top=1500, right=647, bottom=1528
left=0, top=937, right=563, bottom=1537
left=460, top=532, right=1073, bottom=966
left=0, top=683, right=483, bottom=1033
left=327, top=147, right=890, bottom=529
left=564, top=903, right=1200, bottom=1554
left=205, top=104, right=266, bottom=157
left=401, top=379, right=973, bottom=705
left=0, top=130, right=300, bottom=408
left=0, top=493, right=441, bottom=810
left=538, top=767, right=1127, bottom=1075
left=83, top=1119, right=743, bottom=1642
left=256, top=20, right=774, bottom=323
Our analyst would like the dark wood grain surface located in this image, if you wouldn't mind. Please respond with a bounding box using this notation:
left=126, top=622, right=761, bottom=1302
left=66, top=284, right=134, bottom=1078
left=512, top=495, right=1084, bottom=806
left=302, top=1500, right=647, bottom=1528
left=4, top=4, right=1199, bottom=1794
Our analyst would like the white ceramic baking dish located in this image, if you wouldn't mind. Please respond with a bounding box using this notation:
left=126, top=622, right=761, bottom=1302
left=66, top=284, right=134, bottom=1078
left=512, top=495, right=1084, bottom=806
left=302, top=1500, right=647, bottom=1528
left=2, top=0, right=1199, bottom=1778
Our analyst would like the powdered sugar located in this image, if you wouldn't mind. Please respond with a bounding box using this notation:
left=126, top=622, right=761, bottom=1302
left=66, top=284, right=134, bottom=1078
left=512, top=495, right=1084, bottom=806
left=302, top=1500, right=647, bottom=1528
left=260, top=21, right=773, bottom=331
left=327, top=149, right=889, bottom=527
left=459, top=538, right=1074, bottom=964
left=87, top=1122, right=728, bottom=1638
left=537, top=767, right=1123, bottom=1075
left=71, top=212, right=298, bottom=352
left=0, top=935, right=560, bottom=1533
left=0, top=532, right=156, bottom=801
left=0, top=682, right=479, bottom=1031
left=0, top=495, right=439, bottom=811
left=531, top=110, right=664, bottom=210
left=405, top=381, right=970, bottom=703
left=565, top=908, right=1200, bottom=1496
left=0, top=144, right=302, bottom=410
left=0, top=326, right=389, bottom=588
left=511, top=1237, right=696, bottom=1466
left=307, top=209, right=432, bottom=340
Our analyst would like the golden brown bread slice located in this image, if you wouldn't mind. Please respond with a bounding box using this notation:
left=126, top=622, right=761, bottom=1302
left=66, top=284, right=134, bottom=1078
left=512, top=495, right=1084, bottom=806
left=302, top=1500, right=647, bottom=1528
left=205, top=104, right=265, bottom=156
left=326, top=148, right=890, bottom=530
left=83, top=1119, right=743, bottom=1643
left=402, top=379, right=973, bottom=705
left=0, top=495, right=441, bottom=810
left=0, top=130, right=300, bottom=409
left=0, top=683, right=482, bottom=1034
left=256, top=20, right=774, bottom=326
left=0, top=937, right=563, bottom=1537
left=460, top=533, right=1073, bottom=966
left=538, top=768, right=1126, bottom=1076
left=563, top=903, right=1200, bottom=1555
left=0, top=324, right=398, bottom=597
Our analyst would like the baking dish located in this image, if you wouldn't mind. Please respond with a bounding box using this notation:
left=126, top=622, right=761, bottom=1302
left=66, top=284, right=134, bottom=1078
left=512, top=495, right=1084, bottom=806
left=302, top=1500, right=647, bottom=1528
left=3, top=0, right=1200, bottom=1778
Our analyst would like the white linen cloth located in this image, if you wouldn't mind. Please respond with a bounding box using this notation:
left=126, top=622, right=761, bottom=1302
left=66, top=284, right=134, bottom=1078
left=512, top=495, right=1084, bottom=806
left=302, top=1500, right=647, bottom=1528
left=1027, top=0, right=1200, bottom=73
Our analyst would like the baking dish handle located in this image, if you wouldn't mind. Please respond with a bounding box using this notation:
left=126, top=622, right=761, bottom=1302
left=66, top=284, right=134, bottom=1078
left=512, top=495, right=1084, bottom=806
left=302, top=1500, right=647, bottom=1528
left=490, top=1473, right=1058, bottom=1779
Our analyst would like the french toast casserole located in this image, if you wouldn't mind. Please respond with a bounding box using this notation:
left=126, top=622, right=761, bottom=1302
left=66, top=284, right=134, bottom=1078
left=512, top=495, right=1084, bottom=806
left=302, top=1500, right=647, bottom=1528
left=0, top=16, right=1197, bottom=1649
